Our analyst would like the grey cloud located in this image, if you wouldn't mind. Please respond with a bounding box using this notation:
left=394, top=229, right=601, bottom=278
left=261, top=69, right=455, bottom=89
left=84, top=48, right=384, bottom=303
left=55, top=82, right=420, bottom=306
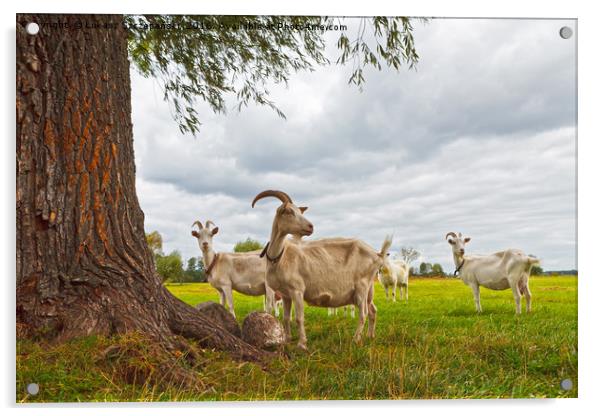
left=131, top=18, right=576, bottom=272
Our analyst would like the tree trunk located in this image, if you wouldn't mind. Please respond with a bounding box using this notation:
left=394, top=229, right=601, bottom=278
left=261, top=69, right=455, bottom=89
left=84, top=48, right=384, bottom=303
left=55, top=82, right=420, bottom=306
left=16, top=14, right=268, bottom=363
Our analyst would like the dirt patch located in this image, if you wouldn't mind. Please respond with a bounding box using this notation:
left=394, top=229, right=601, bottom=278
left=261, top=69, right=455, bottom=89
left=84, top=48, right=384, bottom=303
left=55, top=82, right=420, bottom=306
left=539, top=286, right=574, bottom=291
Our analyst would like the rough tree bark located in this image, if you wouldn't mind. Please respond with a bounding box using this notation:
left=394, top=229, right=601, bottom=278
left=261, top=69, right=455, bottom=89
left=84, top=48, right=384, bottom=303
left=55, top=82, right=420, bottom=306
left=16, top=14, right=268, bottom=362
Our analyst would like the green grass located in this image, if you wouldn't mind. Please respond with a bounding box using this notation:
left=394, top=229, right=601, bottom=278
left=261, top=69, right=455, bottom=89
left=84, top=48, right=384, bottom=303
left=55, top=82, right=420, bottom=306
left=17, top=276, right=577, bottom=401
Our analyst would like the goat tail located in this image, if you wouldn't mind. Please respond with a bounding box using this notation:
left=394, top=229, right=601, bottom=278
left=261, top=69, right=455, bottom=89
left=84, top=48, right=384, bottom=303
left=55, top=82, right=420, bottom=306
left=378, top=234, right=393, bottom=259
left=526, top=256, right=540, bottom=266
left=524, top=256, right=540, bottom=274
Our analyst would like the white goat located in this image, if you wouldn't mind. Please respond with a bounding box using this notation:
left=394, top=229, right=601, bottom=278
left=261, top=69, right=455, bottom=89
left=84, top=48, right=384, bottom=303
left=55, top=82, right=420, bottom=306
left=252, top=190, right=392, bottom=350
left=191, top=220, right=277, bottom=318
left=378, top=256, right=409, bottom=301
left=446, top=232, right=540, bottom=314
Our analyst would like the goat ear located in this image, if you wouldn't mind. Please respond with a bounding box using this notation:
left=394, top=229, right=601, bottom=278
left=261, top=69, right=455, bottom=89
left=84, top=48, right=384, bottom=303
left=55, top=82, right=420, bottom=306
left=211, top=227, right=219, bottom=236
left=299, top=206, right=308, bottom=214
left=191, top=230, right=199, bottom=238
left=464, top=237, right=471, bottom=243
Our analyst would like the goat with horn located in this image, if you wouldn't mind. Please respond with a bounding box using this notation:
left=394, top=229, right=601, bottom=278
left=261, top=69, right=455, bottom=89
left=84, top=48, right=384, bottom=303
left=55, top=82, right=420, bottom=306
left=191, top=219, right=278, bottom=318
left=252, top=189, right=392, bottom=350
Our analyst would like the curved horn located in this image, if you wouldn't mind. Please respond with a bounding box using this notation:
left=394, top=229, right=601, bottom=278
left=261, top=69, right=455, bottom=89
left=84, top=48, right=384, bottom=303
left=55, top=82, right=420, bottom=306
left=445, top=232, right=457, bottom=240
left=251, top=190, right=293, bottom=208
left=192, top=221, right=204, bottom=230
left=205, top=220, right=216, bottom=229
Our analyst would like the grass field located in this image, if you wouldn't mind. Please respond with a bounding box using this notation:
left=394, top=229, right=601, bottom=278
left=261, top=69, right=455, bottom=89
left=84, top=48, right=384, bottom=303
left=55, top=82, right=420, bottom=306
left=17, top=276, right=577, bottom=401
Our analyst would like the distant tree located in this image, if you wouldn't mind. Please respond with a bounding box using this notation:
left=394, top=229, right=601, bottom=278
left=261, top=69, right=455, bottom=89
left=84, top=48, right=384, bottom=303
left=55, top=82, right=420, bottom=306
left=156, top=250, right=184, bottom=283
left=400, top=247, right=420, bottom=265
left=234, top=238, right=263, bottom=253
left=419, top=262, right=433, bottom=276
left=197, top=257, right=207, bottom=282
left=184, top=257, right=196, bottom=282
left=432, top=263, right=444, bottom=276
left=145, top=231, right=163, bottom=257
left=531, top=265, right=544, bottom=276
left=185, top=256, right=206, bottom=282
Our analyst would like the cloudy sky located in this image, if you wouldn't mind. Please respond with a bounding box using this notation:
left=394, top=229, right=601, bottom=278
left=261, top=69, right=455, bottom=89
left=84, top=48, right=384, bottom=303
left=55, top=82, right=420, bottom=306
left=130, top=18, right=577, bottom=272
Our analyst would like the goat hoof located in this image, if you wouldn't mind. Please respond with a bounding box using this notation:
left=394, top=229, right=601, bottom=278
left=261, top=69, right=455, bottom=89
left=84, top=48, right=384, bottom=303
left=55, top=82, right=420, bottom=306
left=297, top=343, right=308, bottom=351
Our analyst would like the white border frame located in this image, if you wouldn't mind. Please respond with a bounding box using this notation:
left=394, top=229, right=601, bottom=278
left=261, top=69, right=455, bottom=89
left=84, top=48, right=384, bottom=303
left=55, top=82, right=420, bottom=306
left=3, top=1, right=600, bottom=415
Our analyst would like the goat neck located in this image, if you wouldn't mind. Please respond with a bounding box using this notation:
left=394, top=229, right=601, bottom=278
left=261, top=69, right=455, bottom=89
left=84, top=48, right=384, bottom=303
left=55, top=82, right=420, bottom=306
left=452, top=251, right=465, bottom=270
left=266, top=221, right=288, bottom=264
left=201, top=249, right=217, bottom=271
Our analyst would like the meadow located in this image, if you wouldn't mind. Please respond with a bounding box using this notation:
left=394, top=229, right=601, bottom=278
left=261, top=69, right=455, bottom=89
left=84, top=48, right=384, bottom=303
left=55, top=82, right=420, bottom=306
left=17, top=276, right=577, bottom=401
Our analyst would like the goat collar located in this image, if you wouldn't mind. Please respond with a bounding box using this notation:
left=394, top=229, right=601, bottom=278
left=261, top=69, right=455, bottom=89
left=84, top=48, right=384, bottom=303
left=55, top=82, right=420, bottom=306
left=454, top=259, right=465, bottom=276
left=260, top=242, right=285, bottom=265
left=205, top=252, right=219, bottom=277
